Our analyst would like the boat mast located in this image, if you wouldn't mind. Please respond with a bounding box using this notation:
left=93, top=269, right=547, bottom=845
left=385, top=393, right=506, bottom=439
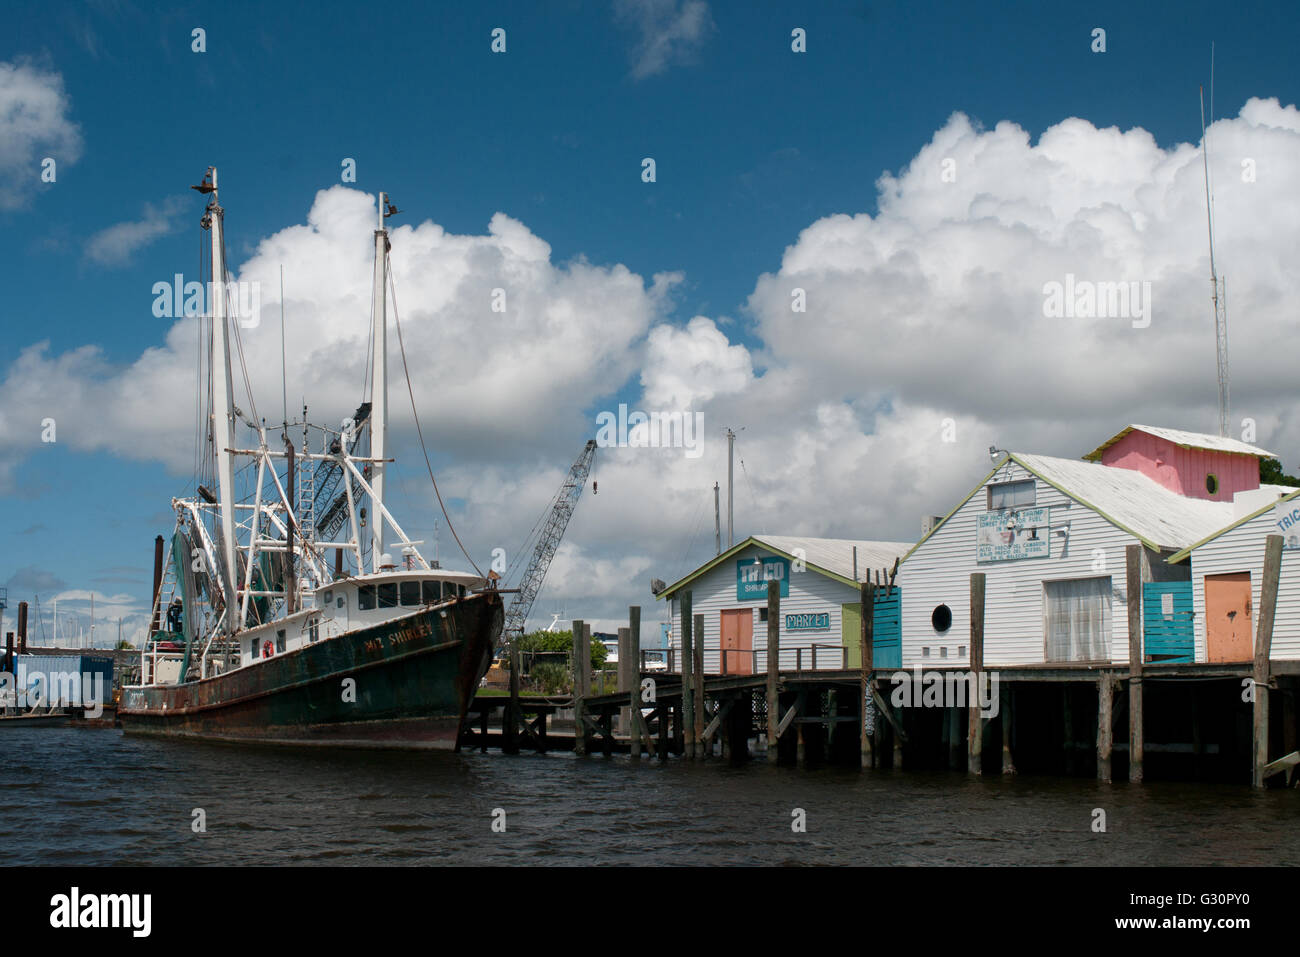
left=370, top=192, right=389, bottom=571
left=201, top=167, right=240, bottom=628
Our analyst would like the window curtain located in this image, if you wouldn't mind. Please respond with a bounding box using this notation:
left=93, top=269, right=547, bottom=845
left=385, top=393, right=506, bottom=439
left=989, top=480, right=1035, bottom=510
left=1044, top=577, right=1112, bottom=661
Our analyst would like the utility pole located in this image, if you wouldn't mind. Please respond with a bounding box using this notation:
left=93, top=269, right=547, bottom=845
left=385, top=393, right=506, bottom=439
left=726, top=428, right=736, bottom=548
left=713, top=482, right=721, bottom=556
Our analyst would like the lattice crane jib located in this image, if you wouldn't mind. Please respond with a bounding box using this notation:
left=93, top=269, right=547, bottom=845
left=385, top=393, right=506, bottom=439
left=502, top=440, right=597, bottom=643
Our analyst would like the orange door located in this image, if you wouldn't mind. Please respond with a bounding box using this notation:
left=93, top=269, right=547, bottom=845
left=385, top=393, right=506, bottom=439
left=1205, top=572, right=1253, bottom=663
left=719, top=609, right=754, bottom=675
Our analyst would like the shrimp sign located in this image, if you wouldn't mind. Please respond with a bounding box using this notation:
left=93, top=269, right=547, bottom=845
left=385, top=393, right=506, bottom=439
left=976, top=508, right=1050, bottom=561
left=737, top=556, right=789, bottom=600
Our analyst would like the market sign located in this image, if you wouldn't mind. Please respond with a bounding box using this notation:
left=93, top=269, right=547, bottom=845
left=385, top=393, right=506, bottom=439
left=977, top=507, right=1050, bottom=562
left=1276, top=499, right=1300, bottom=551
left=737, top=556, right=790, bottom=601
left=786, top=612, right=830, bottom=631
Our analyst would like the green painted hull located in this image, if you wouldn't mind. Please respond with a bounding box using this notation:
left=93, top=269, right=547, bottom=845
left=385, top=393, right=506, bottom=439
left=118, top=592, right=503, bottom=749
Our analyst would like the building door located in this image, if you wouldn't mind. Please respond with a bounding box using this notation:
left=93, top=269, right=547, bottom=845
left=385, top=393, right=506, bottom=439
left=842, top=603, right=862, bottom=668
left=840, top=592, right=902, bottom=669
left=1205, top=572, right=1252, bottom=663
left=719, top=609, right=753, bottom=675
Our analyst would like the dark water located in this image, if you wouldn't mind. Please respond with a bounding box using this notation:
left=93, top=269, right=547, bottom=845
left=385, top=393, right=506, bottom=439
left=6, top=728, right=1300, bottom=865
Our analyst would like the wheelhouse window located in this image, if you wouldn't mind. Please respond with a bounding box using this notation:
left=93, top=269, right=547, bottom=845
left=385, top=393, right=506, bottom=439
left=1044, top=577, right=1112, bottom=662
left=988, top=479, right=1035, bottom=510
left=275, top=629, right=287, bottom=653
left=378, top=583, right=399, bottom=608
left=357, top=585, right=376, bottom=610
left=400, top=580, right=422, bottom=606
left=422, top=580, right=441, bottom=604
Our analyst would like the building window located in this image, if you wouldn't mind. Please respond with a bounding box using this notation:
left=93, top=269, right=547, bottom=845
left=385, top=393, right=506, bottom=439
left=758, top=607, right=768, bottom=622
left=1206, top=473, right=1219, bottom=495
left=931, top=604, right=952, bottom=632
left=922, top=646, right=930, bottom=658
left=987, top=479, right=1035, bottom=510
left=1044, top=577, right=1112, bottom=662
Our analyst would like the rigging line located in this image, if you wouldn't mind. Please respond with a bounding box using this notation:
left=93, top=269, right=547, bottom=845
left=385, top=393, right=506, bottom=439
left=740, top=457, right=759, bottom=527
left=280, top=264, right=288, bottom=436
left=675, top=490, right=709, bottom=581
left=386, top=257, right=484, bottom=577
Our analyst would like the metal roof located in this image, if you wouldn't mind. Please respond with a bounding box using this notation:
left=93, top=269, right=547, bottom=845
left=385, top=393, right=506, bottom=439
left=1015, top=452, right=1236, bottom=550
left=1167, top=484, right=1300, bottom=563
left=754, top=535, right=912, bottom=582
left=658, top=534, right=912, bottom=598
left=1082, top=424, right=1276, bottom=461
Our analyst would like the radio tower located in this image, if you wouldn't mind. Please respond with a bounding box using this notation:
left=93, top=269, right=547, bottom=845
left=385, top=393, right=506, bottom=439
left=1200, top=45, right=1230, bottom=438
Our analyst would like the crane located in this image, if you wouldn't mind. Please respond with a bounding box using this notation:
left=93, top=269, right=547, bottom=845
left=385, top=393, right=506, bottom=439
left=502, top=440, right=597, bottom=641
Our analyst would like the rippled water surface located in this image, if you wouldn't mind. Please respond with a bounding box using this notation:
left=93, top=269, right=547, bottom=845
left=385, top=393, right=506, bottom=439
left=6, top=728, right=1299, bottom=865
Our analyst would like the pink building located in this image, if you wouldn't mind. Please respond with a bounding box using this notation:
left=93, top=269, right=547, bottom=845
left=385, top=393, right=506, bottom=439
left=1083, top=424, right=1276, bottom=502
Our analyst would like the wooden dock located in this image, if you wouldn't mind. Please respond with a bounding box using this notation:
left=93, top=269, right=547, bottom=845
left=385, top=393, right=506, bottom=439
left=461, top=541, right=1298, bottom=787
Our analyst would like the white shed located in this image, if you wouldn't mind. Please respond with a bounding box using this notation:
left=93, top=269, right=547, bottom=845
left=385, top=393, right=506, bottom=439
left=657, top=535, right=911, bottom=673
left=1168, top=485, right=1300, bottom=662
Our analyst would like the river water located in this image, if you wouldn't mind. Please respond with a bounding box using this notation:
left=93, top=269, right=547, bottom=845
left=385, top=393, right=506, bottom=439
left=7, top=728, right=1299, bottom=866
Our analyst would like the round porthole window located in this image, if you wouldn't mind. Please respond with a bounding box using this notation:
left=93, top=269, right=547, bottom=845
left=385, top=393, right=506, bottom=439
left=1206, top=473, right=1219, bottom=495
left=931, top=604, right=952, bottom=632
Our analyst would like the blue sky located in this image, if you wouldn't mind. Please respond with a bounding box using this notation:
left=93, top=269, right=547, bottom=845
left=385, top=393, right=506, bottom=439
left=2, top=0, right=1298, bottom=642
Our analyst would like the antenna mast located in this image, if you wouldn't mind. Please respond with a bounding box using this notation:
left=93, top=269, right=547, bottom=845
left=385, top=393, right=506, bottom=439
left=1200, top=44, right=1230, bottom=438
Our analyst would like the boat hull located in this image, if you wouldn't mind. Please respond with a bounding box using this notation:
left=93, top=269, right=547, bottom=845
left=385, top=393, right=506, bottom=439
left=118, top=592, right=503, bottom=750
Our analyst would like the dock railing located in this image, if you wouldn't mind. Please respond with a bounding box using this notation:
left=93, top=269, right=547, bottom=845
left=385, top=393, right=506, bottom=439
left=654, top=643, right=849, bottom=676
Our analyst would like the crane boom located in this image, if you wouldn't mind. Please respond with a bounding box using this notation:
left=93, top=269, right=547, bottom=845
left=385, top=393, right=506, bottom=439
left=503, top=440, right=597, bottom=640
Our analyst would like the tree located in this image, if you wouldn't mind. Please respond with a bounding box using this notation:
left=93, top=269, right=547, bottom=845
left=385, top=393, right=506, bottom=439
left=1261, top=458, right=1300, bottom=487
left=517, top=629, right=607, bottom=669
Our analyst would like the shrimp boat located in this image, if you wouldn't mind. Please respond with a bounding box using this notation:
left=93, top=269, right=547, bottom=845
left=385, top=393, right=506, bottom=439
left=118, top=168, right=503, bottom=748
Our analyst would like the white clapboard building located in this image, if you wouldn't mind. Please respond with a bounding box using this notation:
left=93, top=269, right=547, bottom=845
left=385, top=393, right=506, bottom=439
left=656, top=536, right=911, bottom=673
left=1167, top=485, right=1300, bottom=662
left=895, top=426, right=1282, bottom=669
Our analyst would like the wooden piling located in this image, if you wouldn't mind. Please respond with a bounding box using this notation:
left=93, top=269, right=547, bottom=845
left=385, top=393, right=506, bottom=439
left=766, top=580, right=780, bottom=764
left=1126, top=545, right=1144, bottom=783
left=1097, top=675, right=1113, bottom=783
left=617, top=627, right=632, bottom=736
left=1063, top=684, right=1076, bottom=776
left=629, top=606, right=643, bottom=760
left=693, top=613, right=706, bottom=757
left=948, top=707, right=963, bottom=770
left=681, top=592, right=695, bottom=760
left=968, top=572, right=985, bottom=775
left=1001, top=683, right=1015, bottom=774
left=1253, top=534, right=1283, bottom=788
left=572, top=618, right=588, bottom=757
left=891, top=704, right=903, bottom=769
left=860, top=580, right=875, bottom=769
left=504, top=637, right=521, bottom=755
left=657, top=702, right=669, bottom=761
